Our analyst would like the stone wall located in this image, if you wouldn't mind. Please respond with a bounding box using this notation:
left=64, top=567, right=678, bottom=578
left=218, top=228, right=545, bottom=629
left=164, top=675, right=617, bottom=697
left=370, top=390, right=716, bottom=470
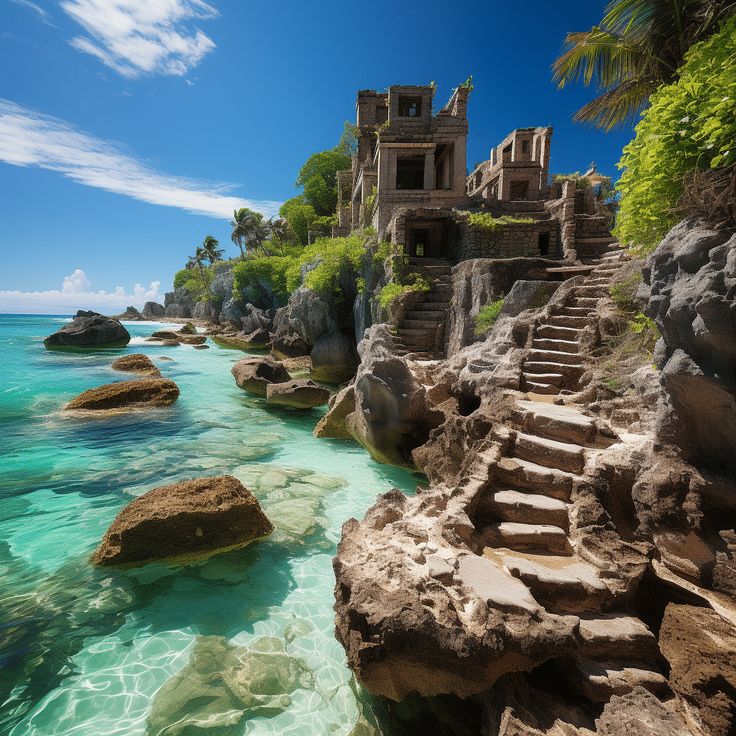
left=455, top=220, right=560, bottom=261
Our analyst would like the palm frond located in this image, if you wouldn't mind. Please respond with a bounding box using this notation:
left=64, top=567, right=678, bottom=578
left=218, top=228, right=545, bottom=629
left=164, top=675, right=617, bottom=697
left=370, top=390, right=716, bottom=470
left=572, top=77, right=656, bottom=130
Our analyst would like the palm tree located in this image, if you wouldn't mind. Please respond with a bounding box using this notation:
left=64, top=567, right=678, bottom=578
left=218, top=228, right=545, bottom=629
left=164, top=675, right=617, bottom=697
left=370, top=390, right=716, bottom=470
left=188, top=246, right=210, bottom=293
left=201, top=235, right=224, bottom=265
left=269, top=218, right=291, bottom=255
left=230, top=207, right=263, bottom=258
left=553, top=0, right=735, bottom=130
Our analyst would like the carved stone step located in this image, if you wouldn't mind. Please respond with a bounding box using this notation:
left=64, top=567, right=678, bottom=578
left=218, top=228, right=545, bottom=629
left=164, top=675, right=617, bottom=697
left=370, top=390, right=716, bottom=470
left=547, top=315, right=591, bottom=328
left=514, top=401, right=602, bottom=445
left=490, top=489, right=570, bottom=529
left=532, top=338, right=580, bottom=353
left=523, top=371, right=564, bottom=385
left=573, top=297, right=598, bottom=308
left=406, top=310, right=445, bottom=320
left=494, top=457, right=576, bottom=501
left=400, top=319, right=442, bottom=330
left=514, top=431, right=586, bottom=474
left=561, top=306, right=595, bottom=317
left=577, top=613, right=660, bottom=663
left=524, top=380, right=560, bottom=395
left=528, top=349, right=586, bottom=366
left=536, top=324, right=584, bottom=340
left=484, top=522, right=571, bottom=554
left=562, top=656, right=668, bottom=703
left=415, top=301, right=450, bottom=311
left=500, top=551, right=610, bottom=612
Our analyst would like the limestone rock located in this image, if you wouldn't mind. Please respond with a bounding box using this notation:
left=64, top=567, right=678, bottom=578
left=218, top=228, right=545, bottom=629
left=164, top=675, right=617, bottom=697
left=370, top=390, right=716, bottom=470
left=149, top=329, right=206, bottom=345
left=310, top=330, right=359, bottom=384
left=595, top=687, right=691, bottom=735
left=92, top=475, right=273, bottom=567
left=266, top=379, right=330, bottom=409
left=231, top=357, right=291, bottom=396
left=113, top=305, right=143, bottom=320
left=191, top=300, right=219, bottom=322
left=65, top=378, right=179, bottom=412
left=314, top=385, right=355, bottom=439
left=643, top=219, right=736, bottom=469
left=658, top=603, right=736, bottom=736
left=241, top=304, right=275, bottom=335
left=44, top=312, right=130, bottom=349
left=141, top=301, right=165, bottom=319
left=499, top=280, right=559, bottom=319
left=146, top=635, right=311, bottom=736
left=110, top=353, right=161, bottom=376
left=213, top=330, right=270, bottom=351
left=164, top=287, right=194, bottom=318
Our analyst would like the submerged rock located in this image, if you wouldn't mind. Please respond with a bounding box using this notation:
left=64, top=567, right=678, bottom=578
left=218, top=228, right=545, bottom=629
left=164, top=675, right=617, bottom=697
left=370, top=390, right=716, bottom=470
left=149, top=329, right=205, bottom=345
left=44, top=312, right=130, bottom=349
left=232, top=357, right=291, bottom=396
left=266, top=379, right=330, bottom=409
left=213, top=331, right=270, bottom=351
left=146, top=635, right=312, bottom=736
left=92, top=475, right=273, bottom=567
left=64, top=377, right=179, bottom=413
left=111, top=353, right=160, bottom=376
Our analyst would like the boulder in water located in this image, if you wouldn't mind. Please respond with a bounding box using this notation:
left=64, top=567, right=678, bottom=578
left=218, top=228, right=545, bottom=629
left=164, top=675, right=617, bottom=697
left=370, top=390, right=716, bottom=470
left=113, top=306, right=143, bottom=320
left=266, top=379, right=330, bottom=409
left=44, top=312, right=130, bottom=349
left=149, top=329, right=205, bottom=345
left=111, top=353, right=160, bottom=376
left=92, top=475, right=273, bottom=567
left=213, top=330, right=270, bottom=351
left=65, top=378, right=179, bottom=413
left=232, top=357, right=291, bottom=396
left=141, top=301, right=165, bottom=319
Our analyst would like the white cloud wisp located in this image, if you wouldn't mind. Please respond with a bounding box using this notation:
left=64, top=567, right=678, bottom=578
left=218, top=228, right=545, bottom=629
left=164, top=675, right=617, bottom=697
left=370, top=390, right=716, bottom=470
left=61, top=0, right=218, bottom=78
left=0, top=269, right=162, bottom=314
left=0, top=99, right=281, bottom=219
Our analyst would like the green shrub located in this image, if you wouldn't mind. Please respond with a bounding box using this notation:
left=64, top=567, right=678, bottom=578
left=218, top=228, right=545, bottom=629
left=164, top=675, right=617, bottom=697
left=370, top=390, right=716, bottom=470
left=172, top=267, right=207, bottom=300
left=474, top=299, right=505, bottom=335
left=462, top=212, right=535, bottom=232
left=553, top=172, right=591, bottom=189
left=378, top=274, right=431, bottom=309
left=232, top=255, right=294, bottom=305
left=287, top=234, right=366, bottom=295
left=615, top=16, right=736, bottom=252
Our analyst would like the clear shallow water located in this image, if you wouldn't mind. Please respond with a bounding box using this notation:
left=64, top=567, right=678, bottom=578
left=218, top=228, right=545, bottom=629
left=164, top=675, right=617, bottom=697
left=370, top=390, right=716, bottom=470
left=0, top=314, right=421, bottom=736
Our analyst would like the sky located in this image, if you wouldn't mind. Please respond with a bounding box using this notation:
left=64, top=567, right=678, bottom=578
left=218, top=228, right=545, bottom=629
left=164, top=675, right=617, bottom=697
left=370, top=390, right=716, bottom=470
left=0, top=0, right=635, bottom=313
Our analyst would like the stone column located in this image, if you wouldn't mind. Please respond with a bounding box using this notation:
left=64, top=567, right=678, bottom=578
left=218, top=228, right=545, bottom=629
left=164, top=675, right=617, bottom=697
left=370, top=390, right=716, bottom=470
left=423, top=148, right=436, bottom=190
left=561, top=180, right=577, bottom=260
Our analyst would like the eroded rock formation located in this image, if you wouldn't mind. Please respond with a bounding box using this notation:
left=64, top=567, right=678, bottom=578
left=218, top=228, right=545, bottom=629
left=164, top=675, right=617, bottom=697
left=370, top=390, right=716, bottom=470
left=44, top=311, right=130, bottom=349
left=92, top=475, right=273, bottom=567
left=111, top=353, right=161, bottom=376
left=65, top=377, right=179, bottom=413
left=231, top=357, right=291, bottom=396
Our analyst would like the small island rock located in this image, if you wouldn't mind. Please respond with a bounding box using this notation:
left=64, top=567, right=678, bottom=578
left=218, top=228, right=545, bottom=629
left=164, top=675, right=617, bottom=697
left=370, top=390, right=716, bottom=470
left=142, top=301, right=165, bottom=319
left=44, top=312, right=130, bottom=349
left=91, top=475, right=273, bottom=567
left=149, top=329, right=205, bottom=345
left=65, top=377, right=179, bottom=412
left=111, top=353, right=161, bottom=376
left=266, top=379, right=330, bottom=409
left=231, top=357, right=291, bottom=396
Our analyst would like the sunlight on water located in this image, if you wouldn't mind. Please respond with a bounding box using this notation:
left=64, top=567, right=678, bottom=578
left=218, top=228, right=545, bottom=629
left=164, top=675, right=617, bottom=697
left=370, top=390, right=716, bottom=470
left=0, top=315, right=420, bottom=736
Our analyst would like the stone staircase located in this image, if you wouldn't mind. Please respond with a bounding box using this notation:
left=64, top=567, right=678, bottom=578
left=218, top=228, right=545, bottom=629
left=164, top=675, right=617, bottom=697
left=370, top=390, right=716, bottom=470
left=394, top=258, right=453, bottom=360
left=479, top=401, right=667, bottom=702
left=522, top=244, right=629, bottom=395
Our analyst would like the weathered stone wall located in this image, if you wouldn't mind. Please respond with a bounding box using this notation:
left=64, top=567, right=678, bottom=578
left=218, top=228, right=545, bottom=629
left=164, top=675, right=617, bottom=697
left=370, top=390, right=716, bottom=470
left=455, top=220, right=560, bottom=261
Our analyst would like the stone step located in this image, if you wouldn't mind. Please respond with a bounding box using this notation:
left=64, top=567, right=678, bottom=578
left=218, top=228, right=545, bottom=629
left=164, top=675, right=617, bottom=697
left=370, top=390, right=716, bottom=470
left=536, top=324, right=584, bottom=340
left=577, top=613, right=660, bottom=663
left=490, top=489, right=570, bottom=529
left=576, top=236, right=617, bottom=245
left=406, top=310, right=446, bottom=320
left=527, top=349, right=586, bottom=366
left=524, top=380, right=560, bottom=395
left=400, top=319, right=442, bottom=330
left=560, top=306, right=594, bottom=317
left=514, top=431, right=586, bottom=474
left=562, top=657, right=668, bottom=703
left=494, top=457, right=576, bottom=501
left=574, top=285, right=609, bottom=297
left=531, top=337, right=580, bottom=354
left=484, top=522, right=571, bottom=555
left=547, top=315, right=591, bottom=329
left=572, top=297, right=598, bottom=309
left=523, top=371, right=564, bottom=385
left=399, top=327, right=436, bottom=336
left=415, top=301, right=450, bottom=311
left=500, top=551, right=610, bottom=612
left=524, top=362, right=583, bottom=380
left=514, top=401, right=601, bottom=445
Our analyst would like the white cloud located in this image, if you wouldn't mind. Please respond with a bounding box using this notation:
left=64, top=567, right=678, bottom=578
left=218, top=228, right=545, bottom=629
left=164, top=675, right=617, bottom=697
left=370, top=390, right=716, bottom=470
left=60, top=0, right=218, bottom=77
left=0, top=99, right=281, bottom=219
left=0, top=269, right=163, bottom=314
left=9, top=0, right=55, bottom=25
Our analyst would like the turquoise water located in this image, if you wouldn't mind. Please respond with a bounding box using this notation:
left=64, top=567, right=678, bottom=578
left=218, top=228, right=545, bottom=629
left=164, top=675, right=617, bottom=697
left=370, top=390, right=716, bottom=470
left=0, top=314, right=420, bottom=736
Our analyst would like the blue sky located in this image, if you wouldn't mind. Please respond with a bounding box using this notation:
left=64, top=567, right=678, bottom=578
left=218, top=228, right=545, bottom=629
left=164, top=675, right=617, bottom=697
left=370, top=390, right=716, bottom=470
left=0, top=0, right=634, bottom=313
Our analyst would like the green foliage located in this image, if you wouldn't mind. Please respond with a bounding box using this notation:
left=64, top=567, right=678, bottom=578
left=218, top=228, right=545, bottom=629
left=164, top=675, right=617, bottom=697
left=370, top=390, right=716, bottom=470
left=286, top=234, right=367, bottom=296
left=553, top=172, right=591, bottom=188
left=279, top=196, right=316, bottom=245
left=378, top=274, right=431, bottom=309
left=232, top=254, right=296, bottom=305
left=462, top=212, right=535, bottom=232
left=173, top=267, right=207, bottom=301
left=609, top=273, right=643, bottom=315
left=474, top=299, right=505, bottom=335
left=296, top=149, right=351, bottom=215
left=336, top=122, right=359, bottom=156
left=615, top=16, right=736, bottom=252
left=459, top=75, right=474, bottom=90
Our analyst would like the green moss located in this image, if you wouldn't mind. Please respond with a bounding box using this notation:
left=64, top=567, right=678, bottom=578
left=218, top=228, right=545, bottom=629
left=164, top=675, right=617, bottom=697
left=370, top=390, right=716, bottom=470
left=474, top=299, right=505, bottom=335
left=461, top=212, right=535, bottom=232
left=378, top=274, right=431, bottom=309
